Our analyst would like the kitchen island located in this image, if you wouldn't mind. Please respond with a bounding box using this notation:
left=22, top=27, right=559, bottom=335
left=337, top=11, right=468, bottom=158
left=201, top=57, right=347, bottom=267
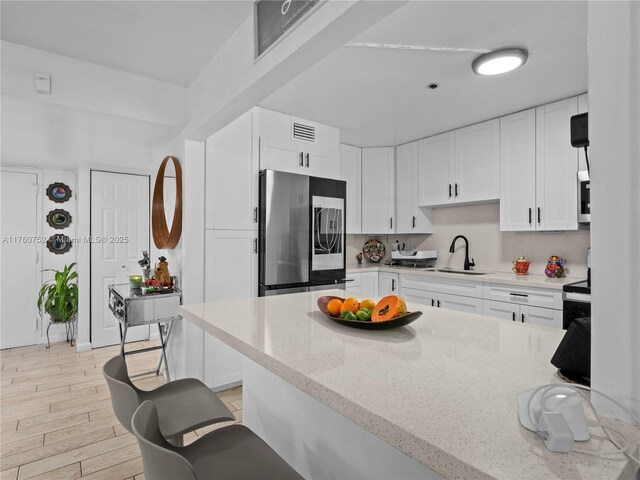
left=179, top=290, right=636, bottom=480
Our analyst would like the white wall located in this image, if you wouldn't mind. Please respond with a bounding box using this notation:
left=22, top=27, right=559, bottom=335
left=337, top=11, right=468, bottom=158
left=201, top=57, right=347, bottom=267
left=347, top=203, right=591, bottom=278
left=588, top=1, right=640, bottom=420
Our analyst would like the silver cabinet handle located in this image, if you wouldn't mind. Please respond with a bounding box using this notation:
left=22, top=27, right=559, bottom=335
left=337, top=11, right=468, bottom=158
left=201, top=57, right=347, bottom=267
left=510, top=292, right=529, bottom=298
left=528, top=208, right=532, bottom=225
left=449, top=184, right=452, bottom=198
left=253, top=207, right=258, bottom=223
left=390, top=217, right=393, bottom=229
left=537, top=207, right=541, bottom=225
left=299, top=152, right=304, bottom=167
left=305, top=153, right=310, bottom=168
left=412, top=216, right=416, bottom=228
left=455, top=183, right=459, bottom=197
left=253, top=238, right=258, bottom=254
left=391, top=278, right=396, bottom=291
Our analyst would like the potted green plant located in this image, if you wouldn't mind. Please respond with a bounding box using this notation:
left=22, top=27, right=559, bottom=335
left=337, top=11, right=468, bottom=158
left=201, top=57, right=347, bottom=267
left=37, top=263, right=78, bottom=347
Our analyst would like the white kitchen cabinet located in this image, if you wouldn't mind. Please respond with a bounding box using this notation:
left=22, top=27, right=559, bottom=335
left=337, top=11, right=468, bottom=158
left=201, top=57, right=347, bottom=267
left=396, top=141, right=433, bottom=234
left=454, top=119, right=500, bottom=203
left=340, top=144, right=362, bottom=234
left=402, top=286, right=437, bottom=309
left=438, top=293, right=484, bottom=315
left=535, top=97, right=579, bottom=231
left=345, top=271, right=378, bottom=297
left=258, top=108, right=340, bottom=179
left=203, top=229, right=256, bottom=389
left=483, top=300, right=562, bottom=329
left=500, top=97, right=579, bottom=232
left=378, top=272, right=399, bottom=296
left=418, top=119, right=499, bottom=207
left=205, top=111, right=258, bottom=231
left=417, top=132, right=454, bottom=206
left=499, top=108, right=537, bottom=231
left=361, top=147, right=395, bottom=234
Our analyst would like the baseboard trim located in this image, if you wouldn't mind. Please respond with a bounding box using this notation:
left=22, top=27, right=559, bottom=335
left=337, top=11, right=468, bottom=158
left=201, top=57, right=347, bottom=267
left=75, top=342, right=92, bottom=352
left=211, top=380, right=242, bottom=393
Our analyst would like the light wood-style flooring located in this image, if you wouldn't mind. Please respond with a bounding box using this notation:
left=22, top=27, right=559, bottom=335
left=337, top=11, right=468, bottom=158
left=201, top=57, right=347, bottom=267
left=0, top=340, right=242, bottom=479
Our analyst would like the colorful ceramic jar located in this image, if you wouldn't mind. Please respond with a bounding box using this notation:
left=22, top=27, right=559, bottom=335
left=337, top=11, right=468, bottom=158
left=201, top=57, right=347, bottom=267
left=544, top=256, right=566, bottom=278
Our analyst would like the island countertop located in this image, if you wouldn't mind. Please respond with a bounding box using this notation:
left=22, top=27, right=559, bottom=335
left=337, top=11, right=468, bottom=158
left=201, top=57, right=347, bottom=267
left=179, top=290, right=636, bottom=480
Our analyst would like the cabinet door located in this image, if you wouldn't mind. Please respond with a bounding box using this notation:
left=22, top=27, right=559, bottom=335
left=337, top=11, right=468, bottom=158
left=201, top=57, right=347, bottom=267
left=306, top=146, right=340, bottom=179
left=205, top=111, right=258, bottom=231
left=438, top=293, right=483, bottom=314
left=361, top=147, right=395, bottom=234
left=396, top=142, right=433, bottom=234
left=340, top=145, right=362, bottom=234
left=499, top=109, right=537, bottom=231
left=522, top=305, right=562, bottom=329
left=482, top=300, right=519, bottom=322
left=535, top=97, right=579, bottom=231
left=417, top=132, right=454, bottom=206
left=454, top=119, right=500, bottom=203
left=402, top=287, right=437, bottom=309
left=360, top=272, right=379, bottom=297
left=205, top=230, right=258, bottom=301
left=378, top=272, right=399, bottom=296
left=260, top=138, right=306, bottom=174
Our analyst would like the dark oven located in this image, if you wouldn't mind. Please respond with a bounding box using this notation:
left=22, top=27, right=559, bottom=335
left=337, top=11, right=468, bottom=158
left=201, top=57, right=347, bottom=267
left=562, top=280, right=591, bottom=329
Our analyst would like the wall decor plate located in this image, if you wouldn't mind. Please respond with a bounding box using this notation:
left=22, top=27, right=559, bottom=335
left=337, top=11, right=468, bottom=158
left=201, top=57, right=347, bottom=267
left=46, top=234, right=72, bottom=254
left=362, top=239, right=385, bottom=263
left=46, top=183, right=72, bottom=203
left=46, top=209, right=72, bottom=229
left=317, top=296, right=422, bottom=330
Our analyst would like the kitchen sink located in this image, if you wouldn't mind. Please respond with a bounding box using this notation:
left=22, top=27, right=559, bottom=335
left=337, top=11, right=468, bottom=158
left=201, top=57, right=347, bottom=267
left=434, top=269, right=490, bottom=276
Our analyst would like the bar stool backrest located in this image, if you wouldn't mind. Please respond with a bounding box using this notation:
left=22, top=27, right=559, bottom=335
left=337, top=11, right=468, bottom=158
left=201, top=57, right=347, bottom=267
left=132, top=401, right=198, bottom=479
left=102, top=356, right=141, bottom=434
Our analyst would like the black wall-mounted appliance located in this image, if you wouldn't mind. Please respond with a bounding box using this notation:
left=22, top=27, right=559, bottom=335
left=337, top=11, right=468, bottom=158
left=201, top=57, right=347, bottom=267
left=570, top=112, right=589, bottom=149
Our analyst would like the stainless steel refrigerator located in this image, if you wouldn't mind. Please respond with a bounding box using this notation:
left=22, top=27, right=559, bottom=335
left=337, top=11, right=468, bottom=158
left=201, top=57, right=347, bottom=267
left=259, top=170, right=347, bottom=296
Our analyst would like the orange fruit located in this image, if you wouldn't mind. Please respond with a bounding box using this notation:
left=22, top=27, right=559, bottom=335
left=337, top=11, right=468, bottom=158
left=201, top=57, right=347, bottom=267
left=340, top=297, right=360, bottom=315
left=327, top=298, right=343, bottom=317
left=360, top=299, right=376, bottom=310
left=372, top=295, right=407, bottom=322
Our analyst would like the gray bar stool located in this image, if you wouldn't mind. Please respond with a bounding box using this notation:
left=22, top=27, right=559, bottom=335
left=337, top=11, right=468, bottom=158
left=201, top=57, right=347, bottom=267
left=132, top=400, right=303, bottom=480
left=103, top=356, right=235, bottom=444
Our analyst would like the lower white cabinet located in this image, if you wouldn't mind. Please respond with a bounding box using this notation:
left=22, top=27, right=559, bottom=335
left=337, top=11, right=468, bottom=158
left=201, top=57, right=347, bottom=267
left=402, top=287, right=437, bottom=308
left=345, top=272, right=378, bottom=297
left=378, top=272, right=399, bottom=296
left=403, top=287, right=483, bottom=314
left=483, top=300, right=562, bottom=329
left=203, top=229, right=257, bottom=389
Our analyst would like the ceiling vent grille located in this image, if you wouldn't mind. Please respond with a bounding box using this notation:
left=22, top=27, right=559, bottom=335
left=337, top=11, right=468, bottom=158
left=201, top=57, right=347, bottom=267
left=293, top=122, right=315, bottom=142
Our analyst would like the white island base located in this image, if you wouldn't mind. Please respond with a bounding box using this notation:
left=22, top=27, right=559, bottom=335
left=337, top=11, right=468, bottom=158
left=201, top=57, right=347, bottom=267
left=243, top=357, right=444, bottom=480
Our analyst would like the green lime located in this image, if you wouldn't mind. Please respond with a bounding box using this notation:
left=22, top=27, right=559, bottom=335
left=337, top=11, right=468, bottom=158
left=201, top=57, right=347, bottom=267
left=356, top=310, right=371, bottom=321
left=343, top=311, right=357, bottom=321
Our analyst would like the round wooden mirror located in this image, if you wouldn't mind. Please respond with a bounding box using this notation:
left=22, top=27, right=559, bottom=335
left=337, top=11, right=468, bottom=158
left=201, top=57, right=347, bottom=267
left=152, top=156, right=182, bottom=249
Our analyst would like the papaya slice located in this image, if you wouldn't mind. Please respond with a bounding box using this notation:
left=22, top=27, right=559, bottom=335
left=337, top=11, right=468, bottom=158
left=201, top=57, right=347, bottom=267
left=372, top=295, right=408, bottom=322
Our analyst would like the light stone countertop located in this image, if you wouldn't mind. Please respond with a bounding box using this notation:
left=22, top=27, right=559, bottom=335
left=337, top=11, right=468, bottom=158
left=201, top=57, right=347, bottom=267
left=346, top=263, right=582, bottom=290
left=180, top=290, right=637, bottom=480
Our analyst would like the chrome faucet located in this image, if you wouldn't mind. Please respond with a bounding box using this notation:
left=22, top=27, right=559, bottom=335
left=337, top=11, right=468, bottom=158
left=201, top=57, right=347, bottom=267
left=449, top=235, right=475, bottom=270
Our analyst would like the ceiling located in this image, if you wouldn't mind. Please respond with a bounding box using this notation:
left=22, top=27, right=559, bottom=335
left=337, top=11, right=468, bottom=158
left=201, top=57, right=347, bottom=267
left=0, top=1, right=252, bottom=86
left=261, top=1, right=588, bottom=147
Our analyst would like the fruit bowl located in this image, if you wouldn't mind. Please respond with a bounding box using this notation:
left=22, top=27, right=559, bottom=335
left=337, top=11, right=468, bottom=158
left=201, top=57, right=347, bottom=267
left=316, top=296, right=422, bottom=330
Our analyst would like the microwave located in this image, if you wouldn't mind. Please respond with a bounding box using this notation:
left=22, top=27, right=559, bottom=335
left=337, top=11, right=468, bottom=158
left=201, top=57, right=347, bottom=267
left=578, top=171, right=590, bottom=224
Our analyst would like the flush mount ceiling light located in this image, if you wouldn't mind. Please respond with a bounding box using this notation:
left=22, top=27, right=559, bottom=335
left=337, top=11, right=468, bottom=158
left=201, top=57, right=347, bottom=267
left=472, top=48, right=529, bottom=76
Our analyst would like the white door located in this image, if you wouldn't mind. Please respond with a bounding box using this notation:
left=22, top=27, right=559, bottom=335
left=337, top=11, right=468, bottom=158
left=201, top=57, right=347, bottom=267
left=259, top=138, right=306, bottom=174
left=360, top=272, right=379, bottom=298
left=91, top=171, right=150, bottom=348
left=402, top=287, right=437, bottom=309
left=522, top=305, right=562, bottom=329
left=205, top=111, right=258, bottom=231
left=535, top=97, right=579, bottom=231
left=454, top=119, right=500, bottom=203
left=339, top=144, right=362, bottom=234
left=499, top=108, right=537, bottom=231
left=1, top=171, right=39, bottom=348
left=417, top=132, right=454, bottom=206
left=482, top=300, right=519, bottom=322
left=378, top=272, right=399, bottom=296
left=306, top=145, right=340, bottom=179
left=361, top=147, right=395, bottom=234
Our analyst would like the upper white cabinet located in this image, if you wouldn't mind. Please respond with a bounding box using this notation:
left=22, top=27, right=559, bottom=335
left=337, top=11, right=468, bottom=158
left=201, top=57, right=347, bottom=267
left=500, top=97, right=581, bottom=232
left=577, top=93, right=589, bottom=172
left=535, top=97, right=579, bottom=231
left=205, top=111, right=259, bottom=231
left=499, top=108, right=537, bottom=231
left=396, top=141, right=433, bottom=234
left=257, top=108, right=340, bottom=179
left=340, top=144, right=362, bottom=234
left=417, top=132, right=454, bottom=206
left=361, top=147, right=395, bottom=234
left=418, top=119, right=499, bottom=206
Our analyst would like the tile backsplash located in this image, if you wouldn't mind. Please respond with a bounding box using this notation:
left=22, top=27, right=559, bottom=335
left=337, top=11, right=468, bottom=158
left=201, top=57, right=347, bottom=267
left=347, top=203, right=590, bottom=278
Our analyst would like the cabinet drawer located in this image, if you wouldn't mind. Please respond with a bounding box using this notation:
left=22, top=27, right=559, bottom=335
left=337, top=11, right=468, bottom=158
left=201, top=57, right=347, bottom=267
left=483, top=283, right=561, bottom=310
left=401, top=274, right=483, bottom=298
left=345, top=272, right=361, bottom=287
left=402, top=287, right=437, bottom=308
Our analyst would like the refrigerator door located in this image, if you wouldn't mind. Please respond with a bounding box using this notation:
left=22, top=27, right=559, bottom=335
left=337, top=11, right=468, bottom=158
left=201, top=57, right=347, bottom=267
left=260, top=170, right=310, bottom=287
